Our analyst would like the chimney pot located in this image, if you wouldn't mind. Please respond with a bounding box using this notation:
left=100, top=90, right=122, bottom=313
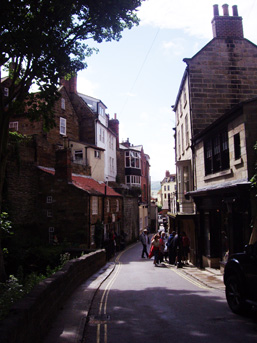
left=213, top=4, right=219, bottom=16
left=232, top=5, right=238, bottom=16
left=222, top=4, right=229, bottom=16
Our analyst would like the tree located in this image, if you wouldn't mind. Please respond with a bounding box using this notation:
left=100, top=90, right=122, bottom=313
left=0, top=0, right=144, bottom=282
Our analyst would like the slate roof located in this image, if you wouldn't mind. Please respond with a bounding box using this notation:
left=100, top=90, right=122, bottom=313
left=38, top=166, right=121, bottom=197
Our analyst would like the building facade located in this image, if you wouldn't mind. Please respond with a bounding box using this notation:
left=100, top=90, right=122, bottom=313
left=173, top=4, right=257, bottom=267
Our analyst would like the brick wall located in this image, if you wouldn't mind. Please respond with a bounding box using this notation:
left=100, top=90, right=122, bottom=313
left=0, top=250, right=106, bottom=343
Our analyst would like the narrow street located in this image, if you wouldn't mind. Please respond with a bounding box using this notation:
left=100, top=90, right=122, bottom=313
left=83, top=242, right=257, bottom=343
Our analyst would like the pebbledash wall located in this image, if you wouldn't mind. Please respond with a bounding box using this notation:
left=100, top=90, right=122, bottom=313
left=0, top=250, right=106, bottom=343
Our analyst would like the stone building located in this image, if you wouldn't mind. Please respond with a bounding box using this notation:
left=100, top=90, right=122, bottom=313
left=173, top=4, right=257, bottom=267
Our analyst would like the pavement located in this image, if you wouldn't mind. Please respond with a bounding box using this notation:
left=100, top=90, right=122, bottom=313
left=43, top=253, right=225, bottom=343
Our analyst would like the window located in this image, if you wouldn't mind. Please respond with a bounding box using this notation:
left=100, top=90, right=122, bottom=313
left=234, top=133, right=241, bottom=160
left=9, top=121, right=18, bottom=131
left=94, top=150, right=101, bottom=159
left=204, top=130, right=229, bottom=175
left=167, top=185, right=170, bottom=191
left=164, top=186, right=166, bottom=191
left=181, top=124, right=184, bottom=153
left=116, top=199, right=119, bottom=212
left=92, top=197, right=98, bottom=215
left=47, top=210, right=52, bottom=217
left=177, top=130, right=181, bottom=157
left=60, top=117, right=66, bottom=135
left=61, top=98, right=65, bottom=110
left=183, top=166, right=189, bottom=194
left=185, top=114, right=189, bottom=147
left=125, top=175, right=141, bottom=186
left=46, top=196, right=52, bottom=203
left=74, top=150, right=83, bottom=161
left=107, top=199, right=110, bottom=213
left=125, top=151, right=141, bottom=169
left=4, top=87, right=9, bottom=97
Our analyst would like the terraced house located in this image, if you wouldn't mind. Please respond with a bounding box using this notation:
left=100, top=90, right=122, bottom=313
left=173, top=4, right=257, bottom=268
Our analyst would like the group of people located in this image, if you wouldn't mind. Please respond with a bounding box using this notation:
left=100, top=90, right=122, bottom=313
left=140, top=229, right=190, bottom=267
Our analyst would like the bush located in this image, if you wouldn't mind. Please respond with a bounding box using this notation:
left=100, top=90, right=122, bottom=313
left=0, top=252, right=71, bottom=320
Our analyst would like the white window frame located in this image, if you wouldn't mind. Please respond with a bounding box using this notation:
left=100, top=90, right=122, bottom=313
left=60, top=117, right=66, bottom=135
left=116, top=199, right=119, bottom=212
left=92, top=196, right=98, bottom=215
left=74, top=150, right=83, bottom=161
left=46, top=196, right=53, bottom=203
left=94, top=150, right=101, bottom=159
left=9, top=121, right=18, bottom=131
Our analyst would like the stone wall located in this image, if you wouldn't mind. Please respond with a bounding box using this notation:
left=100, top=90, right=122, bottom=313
left=186, top=39, right=257, bottom=136
left=0, top=250, right=106, bottom=343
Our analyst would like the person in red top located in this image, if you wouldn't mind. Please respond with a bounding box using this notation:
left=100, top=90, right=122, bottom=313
left=181, top=232, right=190, bottom=265
left=159, top=232, right=167, bottom=263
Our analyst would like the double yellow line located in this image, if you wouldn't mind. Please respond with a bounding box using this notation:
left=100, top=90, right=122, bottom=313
left=96, top=245, right=135, bottom=343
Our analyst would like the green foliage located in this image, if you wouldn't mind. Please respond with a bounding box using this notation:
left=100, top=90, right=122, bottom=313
left=0, top=275, right=24, bottom=320
left=0, top=0, right=143, bottom=127
left=0, top=252, right=71, bottom=320
left=0, top=212, right=13, bottom=236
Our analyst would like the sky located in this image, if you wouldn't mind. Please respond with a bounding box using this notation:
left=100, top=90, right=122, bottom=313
left=76, top=0, right=257, bottom=182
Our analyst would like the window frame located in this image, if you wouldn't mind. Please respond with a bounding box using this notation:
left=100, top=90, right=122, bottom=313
left=204, top=130, right=229, bottom=176
left=60, top=117, right=66, bottom=136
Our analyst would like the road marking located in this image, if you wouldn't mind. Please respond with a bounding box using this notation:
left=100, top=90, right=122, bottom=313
left=95, top=247, right=129, bottom=343
left=170, top=267, right=210, bottom=289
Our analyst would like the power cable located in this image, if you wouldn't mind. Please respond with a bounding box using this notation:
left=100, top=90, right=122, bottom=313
left=119, top=27, right=160, bottom=115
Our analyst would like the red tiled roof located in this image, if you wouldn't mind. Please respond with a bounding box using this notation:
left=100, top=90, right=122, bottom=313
left=38, top=167, right=121, bottom=197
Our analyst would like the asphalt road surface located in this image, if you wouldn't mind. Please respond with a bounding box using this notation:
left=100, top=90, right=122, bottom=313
left=83, top=242, right=257, bottom=343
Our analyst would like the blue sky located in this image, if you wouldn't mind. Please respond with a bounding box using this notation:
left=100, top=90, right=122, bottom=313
left=77, top=0, right=257, bottom=181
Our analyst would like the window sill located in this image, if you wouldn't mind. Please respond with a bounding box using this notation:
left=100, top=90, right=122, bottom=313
left=204, top=168, right=232, bottom=181
left=234, top=157, right=243, bottom=166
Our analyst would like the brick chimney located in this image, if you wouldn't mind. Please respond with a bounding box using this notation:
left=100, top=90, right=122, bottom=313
left=109, top=113, right=120, bottom=147
left=55, top=148, right=72, bottom=183
left=212, top=4, right=243, bottom=39
left=165, top=170, right=170, bottom=178
left=60, top=74, right=77, bottom=94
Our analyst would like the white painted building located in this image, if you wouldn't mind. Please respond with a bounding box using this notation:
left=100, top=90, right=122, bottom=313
left=79, top=94, right=117, bottom=182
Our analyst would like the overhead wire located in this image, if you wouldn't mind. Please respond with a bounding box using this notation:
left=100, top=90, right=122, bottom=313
left=119, top=27, right=160, bottom=115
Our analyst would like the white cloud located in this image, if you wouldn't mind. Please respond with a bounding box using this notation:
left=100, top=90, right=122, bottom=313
left=77, top=72, right=99, bottom=97
left=139, top=0, right=257, bottom=42
left=162, top=38, right=186, bottom=56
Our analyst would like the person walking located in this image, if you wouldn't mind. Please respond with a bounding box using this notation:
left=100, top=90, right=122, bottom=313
left=159, top=232, right=167, bottom=263
left=167, top=231, right=176, bottom=265
left=140, top=229, right=149, bottom=258
left=149, top=233, right=160, bottom=266
left=181, top=231, right=190, bottom=265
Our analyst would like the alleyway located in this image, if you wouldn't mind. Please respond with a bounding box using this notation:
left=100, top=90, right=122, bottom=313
left=44, top=242, right=257, bottom=343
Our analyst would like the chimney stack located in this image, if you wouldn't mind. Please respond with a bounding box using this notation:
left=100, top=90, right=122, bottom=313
left=60, top=74, right=77, bottom=94
left=108, top=114, right=120, bottom=147
left=212, top=4, right=243, bottom=39
left=55, top=148, right=72, bottom=183
left=222, top=4, right=229, bottom=16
